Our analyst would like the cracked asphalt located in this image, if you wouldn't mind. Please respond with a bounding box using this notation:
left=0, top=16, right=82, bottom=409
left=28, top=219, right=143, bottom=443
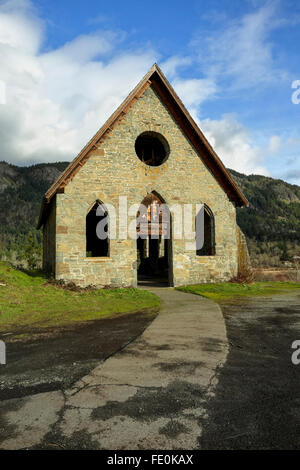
left=0, top=310, right=156, bottom=400
left=1, top=289, right=299, bottom=450
left=0, top=288, right=227, bottom=449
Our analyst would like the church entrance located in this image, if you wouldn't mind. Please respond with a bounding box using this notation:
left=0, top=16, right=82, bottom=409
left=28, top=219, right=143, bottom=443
left=136, top=192, right=172, bottom=286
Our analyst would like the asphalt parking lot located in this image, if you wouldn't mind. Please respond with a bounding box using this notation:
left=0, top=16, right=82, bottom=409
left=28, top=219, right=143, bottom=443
left=199, top=292, right=300, bottom=450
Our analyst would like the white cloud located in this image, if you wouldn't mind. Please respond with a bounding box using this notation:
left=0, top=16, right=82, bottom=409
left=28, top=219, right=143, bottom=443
left=161, top=56, right=218, bottom=118
left=161, top=55, right=192, bottom=79
left=0, top=0, right=43, bottom=54
left=194, top=4, right=288, bottom=89
left=172, top=77, right=217, bottom=108
left=0, top=0, right=157, bottom=164
left=0, top=0, right=275, bottom=181
left=50, top=32, right=116, bottom=63
left=268, top=135, right=281, bottom=154
left=199, top=114, right=269, bottom=175
left=283, top=168, right=300, bottom=186
left=0, top=0, right=221, bottom=167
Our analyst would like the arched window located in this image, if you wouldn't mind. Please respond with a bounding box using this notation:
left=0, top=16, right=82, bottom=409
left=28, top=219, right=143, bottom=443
left=196, top=205, right=215, bottom=256
left=86, top=201, right=109, bottom=257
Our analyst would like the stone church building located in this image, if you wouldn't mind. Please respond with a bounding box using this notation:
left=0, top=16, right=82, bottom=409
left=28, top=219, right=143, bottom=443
left=38, top=64, right=249, bottom=287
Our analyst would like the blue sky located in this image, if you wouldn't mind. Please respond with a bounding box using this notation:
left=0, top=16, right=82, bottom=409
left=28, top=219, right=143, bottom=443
left=0, top=0, right=300, bottom=184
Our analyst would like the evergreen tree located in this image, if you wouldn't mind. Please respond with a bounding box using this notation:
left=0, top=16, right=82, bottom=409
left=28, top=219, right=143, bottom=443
left=23, top=231, right=42, bottom=270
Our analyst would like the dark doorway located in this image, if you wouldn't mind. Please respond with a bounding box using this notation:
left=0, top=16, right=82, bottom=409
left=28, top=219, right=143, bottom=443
left=86, top=201, right=109, bottom=257
left=136, top=192, right=172, bottom=286
left=196, top=204, right=215, bottom=256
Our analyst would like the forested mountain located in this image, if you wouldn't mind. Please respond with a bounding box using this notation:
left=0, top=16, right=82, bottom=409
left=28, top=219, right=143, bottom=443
left=0, top=161, right=299, bottom=267
left=0, top=161, right=69, bottom=267
left=231, top=169, right=300, bottom=241
left=231, top=169, right=300, bottom=265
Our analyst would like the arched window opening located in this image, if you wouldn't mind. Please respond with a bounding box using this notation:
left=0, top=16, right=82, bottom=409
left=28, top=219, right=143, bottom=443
left=135, top=132, right=170, bottom=167
left=86, top=201, right=109, bottom=257
left=136, top=191, right=172, bottom=284
left=196, top=205, right=215, bottom=256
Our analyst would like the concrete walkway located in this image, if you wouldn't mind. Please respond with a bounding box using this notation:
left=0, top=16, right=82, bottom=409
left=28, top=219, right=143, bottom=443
left=0, top=288, right=228, bottom=450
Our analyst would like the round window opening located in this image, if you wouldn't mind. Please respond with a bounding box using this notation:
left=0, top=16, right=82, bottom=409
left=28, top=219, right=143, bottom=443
left=135, top=131, right=170, bottom=167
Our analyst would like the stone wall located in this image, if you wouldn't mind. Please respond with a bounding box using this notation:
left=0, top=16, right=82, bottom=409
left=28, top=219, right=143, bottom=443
left=236, top=225, right=252, bottom=279
left=51, top=86, right=240, bottom=287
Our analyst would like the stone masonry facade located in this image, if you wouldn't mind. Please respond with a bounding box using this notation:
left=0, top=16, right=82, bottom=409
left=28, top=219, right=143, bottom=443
left=43, top=85, right=243, bottom=287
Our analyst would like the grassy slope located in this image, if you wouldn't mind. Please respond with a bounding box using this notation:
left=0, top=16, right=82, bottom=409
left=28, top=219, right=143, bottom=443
left=0, top=262, right=160, bottom=332
left=176, top=282, right=300, bottom=301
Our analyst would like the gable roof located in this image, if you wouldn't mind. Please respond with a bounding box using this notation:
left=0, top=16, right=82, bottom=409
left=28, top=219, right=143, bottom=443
left=38, top=63, right=248, bottom=228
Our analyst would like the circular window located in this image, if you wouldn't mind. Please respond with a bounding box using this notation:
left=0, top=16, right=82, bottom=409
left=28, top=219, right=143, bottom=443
left=135, top=131, right=169, bottom=167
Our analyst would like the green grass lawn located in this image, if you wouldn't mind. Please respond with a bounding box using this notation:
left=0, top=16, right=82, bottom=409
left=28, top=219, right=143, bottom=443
left=0, top=262, right=160, bottom=332
left=176, top=281, right=300, bottom=302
